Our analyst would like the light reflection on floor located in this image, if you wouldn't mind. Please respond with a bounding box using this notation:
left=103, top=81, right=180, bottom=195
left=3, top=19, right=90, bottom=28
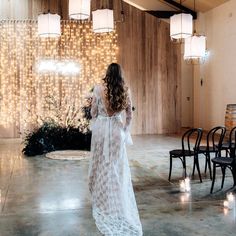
left=39, top=198, right=82, bottom=213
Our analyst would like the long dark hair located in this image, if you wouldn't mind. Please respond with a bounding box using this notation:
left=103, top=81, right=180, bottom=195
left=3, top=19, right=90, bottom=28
left=103, top=63, right=128, bottom=112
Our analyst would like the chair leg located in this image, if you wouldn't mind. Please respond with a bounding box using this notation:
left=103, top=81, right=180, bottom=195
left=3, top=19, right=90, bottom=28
left=226, top=149, right=229, bottom=157
left=194, top=155, right=202, bottom=183
left=210, top=163, right=216, bottom=193
left=233, top=171, right=236, bottom=186
left=221, top=166, right=226, bottom=189
left=207, top=154, right=212, bottom=180
left=204, top=153, right=207, bottom=173
left=230, top=148, right=234, bottom=158
left=231, top=166, right=236, bottom=186
left=168, top=155, right=172, bottom=181
left=183, top=156, right=187, bottom=178
left=192, top=159, right=195, bottom=177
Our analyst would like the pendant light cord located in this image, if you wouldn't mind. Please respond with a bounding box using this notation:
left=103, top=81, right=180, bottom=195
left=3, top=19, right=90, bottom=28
left=193, top=0, right=196, bottom=34
left=121, top=0, right=125, bottom=22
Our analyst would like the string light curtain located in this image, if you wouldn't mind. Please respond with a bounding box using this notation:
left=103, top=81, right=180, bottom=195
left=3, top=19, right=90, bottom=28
left=0, top=20, right=118, bottom=137
left=69, top=0, right=91, bottom=20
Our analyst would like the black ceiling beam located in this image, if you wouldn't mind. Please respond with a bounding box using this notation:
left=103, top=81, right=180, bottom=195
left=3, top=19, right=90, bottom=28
left=146, top=0, right=197, bottom=20
left=146, top=10, right=196, bottom=19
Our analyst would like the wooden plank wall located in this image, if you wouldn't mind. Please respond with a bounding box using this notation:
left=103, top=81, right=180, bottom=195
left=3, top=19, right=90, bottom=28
left=116, top=2, right=181, bottom=134
left=0, top=0, right=181, bottom=135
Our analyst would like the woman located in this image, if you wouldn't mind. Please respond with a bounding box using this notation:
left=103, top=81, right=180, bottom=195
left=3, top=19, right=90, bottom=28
left=88, top=63, right=143, bottom=235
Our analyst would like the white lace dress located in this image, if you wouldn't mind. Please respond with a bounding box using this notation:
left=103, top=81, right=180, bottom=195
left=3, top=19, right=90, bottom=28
left=88, top=85, right=143, bottom=236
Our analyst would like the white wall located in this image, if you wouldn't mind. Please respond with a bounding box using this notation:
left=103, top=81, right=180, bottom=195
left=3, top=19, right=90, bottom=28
left=194, top=0, right=236, bottom=130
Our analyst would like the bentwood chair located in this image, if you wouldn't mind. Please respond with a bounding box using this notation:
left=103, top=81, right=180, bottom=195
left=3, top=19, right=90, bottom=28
left=169, top=128, right=203, bottom=182
left=221, top=126, right=236, bottom=157
left=210, top=128, right=236, bottom=193
left=197, top=126, right=226, bottom=180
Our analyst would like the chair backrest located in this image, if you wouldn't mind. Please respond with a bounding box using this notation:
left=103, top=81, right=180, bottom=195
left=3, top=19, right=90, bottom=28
left=206, top=126, right=226, bottom=151
left=229, top=126, right=236, bottom=148
left=229, top=127, right=236, bottom=158
left=181, top=128, right=202, bottom=153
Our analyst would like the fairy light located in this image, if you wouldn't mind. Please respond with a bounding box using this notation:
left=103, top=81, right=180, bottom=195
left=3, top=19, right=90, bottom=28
left=0, top=20, right=118, bottom=136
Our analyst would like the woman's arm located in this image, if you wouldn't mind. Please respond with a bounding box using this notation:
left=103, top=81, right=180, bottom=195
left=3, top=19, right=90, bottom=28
left=124, top=90, right=132, bottom=131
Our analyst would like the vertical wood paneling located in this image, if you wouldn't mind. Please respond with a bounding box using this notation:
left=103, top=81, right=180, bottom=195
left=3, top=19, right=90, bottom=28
left=0, top=0, right=181, bottom=136
left=116, top=2, right=181, bottom=134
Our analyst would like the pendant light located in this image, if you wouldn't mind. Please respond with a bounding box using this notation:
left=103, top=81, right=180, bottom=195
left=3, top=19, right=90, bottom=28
left=69, top=0, right=91, bottom=20
left=170, top=0, right=193, bottom=40
left=92, top=9, right=114, bottom=33
left=184, top=34, right=206, bottom=60
left=38, top=12, right=61, bottom=37
left=37, top=0, right=61, bottom=37
left=184, top=0, right=206, bottom=61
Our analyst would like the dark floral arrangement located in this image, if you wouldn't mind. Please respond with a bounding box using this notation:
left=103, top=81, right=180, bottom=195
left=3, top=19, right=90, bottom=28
left=22, top=121, right=91, bottom=156
left=22, top=91, right=93, bottom=157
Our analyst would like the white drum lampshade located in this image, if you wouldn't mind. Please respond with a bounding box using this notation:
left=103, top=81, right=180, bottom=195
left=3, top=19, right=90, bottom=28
left=184, top=35, right=206, bottom=60
left=69, top=0, right=91, bottom=20
left=92, top=9, right=114, bottom=33
left=170, top=13, right=193, bottom=39
left=38, top=13, right=61, bottom=37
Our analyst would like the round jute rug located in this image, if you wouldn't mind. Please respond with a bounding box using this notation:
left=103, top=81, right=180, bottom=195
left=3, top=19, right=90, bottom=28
left=45, top=150, right=90, bottom=160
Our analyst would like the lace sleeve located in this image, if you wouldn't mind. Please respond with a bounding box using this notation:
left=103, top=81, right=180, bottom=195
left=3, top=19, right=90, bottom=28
left=90, top=86, right=98, bottom=119
left=124, top=90, right=132, bottom=131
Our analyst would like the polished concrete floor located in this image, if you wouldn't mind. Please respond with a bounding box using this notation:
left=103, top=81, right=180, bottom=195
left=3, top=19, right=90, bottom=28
left=0, top=135, right=236, bottom=236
